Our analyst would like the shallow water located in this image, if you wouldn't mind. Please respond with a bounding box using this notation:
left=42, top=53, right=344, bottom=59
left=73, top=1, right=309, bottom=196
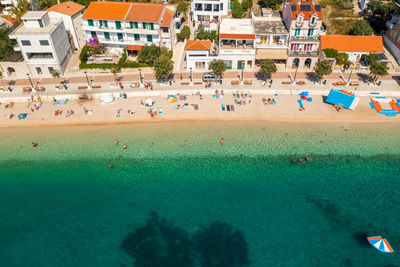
left=0, top=122, right=399, bottom=266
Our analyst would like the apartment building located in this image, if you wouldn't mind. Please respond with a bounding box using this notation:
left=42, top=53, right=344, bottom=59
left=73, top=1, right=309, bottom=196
left=184, top=40, right=217, bottom=70
left=282, top=0, right=324, bottom=69
left=191, top=0, right=230, bottom=26
left=81, top=1, right=178, bottom=53
left=384, top=1, right=400, bottom=65
left=0, top=0, right=35, bottom=15
left=218, top=19, right=256, bottom=70
left=252, top=8, right=289, bottom=66
left=46, top=1, right=86, bottom=50
left=9, top=11, right=72, bottom=75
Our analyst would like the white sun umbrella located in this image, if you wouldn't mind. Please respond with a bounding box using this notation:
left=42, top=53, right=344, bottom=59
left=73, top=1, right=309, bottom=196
left=99, top=93, right=115, bottom=104
left=145, top=98, right=154, bottom=107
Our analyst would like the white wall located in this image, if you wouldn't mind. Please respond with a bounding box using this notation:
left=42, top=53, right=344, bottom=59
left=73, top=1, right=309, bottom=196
left=191, top=0, right=229, bottom=22
left=48, top=10, right=85, bottom=49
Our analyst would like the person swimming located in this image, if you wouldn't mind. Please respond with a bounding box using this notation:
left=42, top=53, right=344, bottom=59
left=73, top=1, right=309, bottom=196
left=123, top=144, right=127, bottom=149
left=114, top=139, right=118, bottom=145
left=108, top=164, right=113, bottom=168
left=220, top=138, right=224, bottom=145
left=32, top=142, right=38, bottom=147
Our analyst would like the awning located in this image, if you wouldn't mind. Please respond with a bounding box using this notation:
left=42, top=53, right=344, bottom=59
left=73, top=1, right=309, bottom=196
left=126, top=45, right=143, bottom=51
left=256, top=49, right=287, bottom=60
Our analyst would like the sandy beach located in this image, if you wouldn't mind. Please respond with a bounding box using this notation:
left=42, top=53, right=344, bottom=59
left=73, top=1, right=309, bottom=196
left=0, top=89, right=398, bottom=128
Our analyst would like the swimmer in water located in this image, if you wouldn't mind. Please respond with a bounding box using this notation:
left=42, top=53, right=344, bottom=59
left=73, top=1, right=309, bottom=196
left=32, top=142, right=38, bottom=147
left=114, top=139, right=118, bottom=145
left=220, top=138, right=224, bottom=145
left=108, top=164, right=113, bottom=168
left=123, top=144, right=127, bottom=149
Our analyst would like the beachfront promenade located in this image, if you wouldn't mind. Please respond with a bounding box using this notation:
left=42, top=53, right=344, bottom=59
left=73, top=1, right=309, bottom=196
left=0, top=69, right=400, bottom=102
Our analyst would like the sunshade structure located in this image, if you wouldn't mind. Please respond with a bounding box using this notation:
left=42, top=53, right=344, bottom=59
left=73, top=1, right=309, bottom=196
left=367, top=236, right=394, bottom=253
left=325, top=89, right=359, bottom=110
left=145, top=98, right=154, bottom=107
left=99, top=93, right=115, bottom=104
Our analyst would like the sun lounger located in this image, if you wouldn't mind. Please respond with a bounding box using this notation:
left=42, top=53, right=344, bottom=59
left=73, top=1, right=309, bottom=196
left=227, top=105, right=231, bottom=111
left=230, top=105, right=235, bottom=111
left=222, top=103, right=225, bottom=111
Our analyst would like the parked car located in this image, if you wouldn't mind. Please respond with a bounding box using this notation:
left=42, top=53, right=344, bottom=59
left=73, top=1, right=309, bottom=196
left=202, top=72, right=222, bottom=82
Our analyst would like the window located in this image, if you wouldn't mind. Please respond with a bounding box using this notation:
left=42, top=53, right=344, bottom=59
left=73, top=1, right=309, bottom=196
left=39, top=40, right=49, bottom=46
left=294, top=29, right=301, bottom=36
left=27, top=53, right=53, bottom=59
left=205, top=4, right=212, bottom=11
left=88, top=19, right=94, bottom=26
left=195, top=3, right=202, bottom=11
left=134, top=34, right=140, bottom=41
left=195, top=61, right=205, bottom=69
left=213, top=4, right=219, bottom=11
left=220, top=3, right=223, bottom=10
left=91, top=31, right=97, bottom=38
left=116, top=21, right=122, bottom=29
left=260, top=36, right=267, bottom=43
left=103, top=20, right=108, bottom=28
left=99, top=20, right=103, bottom=27
left=150, top=23, right=154, bottom=30
left=21, top=40, right=31, bottom=46
left=307, top=29, right=314, bottom=37
left=147, top=35, right=153, bottom=42
left=104, top=32, right=110, bottom=40
left=130, top=22, right=134, bottom=29
left=38, top=19, right=44, bottom=28
left=142, top=22, right=146, bottom=29
left=134, top=22, right=138, bottom=28
left=237, top=60, right=245, bottom=70
left=117, top=33, right=123, bottom=41
left=311, top=16, right=316, bottom=25
left=48, top=67, right=54, bottom=74
left=224, top=60, right=232, bottom=69
left=36, top=67, right=42, bottom=74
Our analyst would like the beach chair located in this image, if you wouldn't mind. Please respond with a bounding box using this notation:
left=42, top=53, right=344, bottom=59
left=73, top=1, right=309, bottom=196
left=227, top=105, right=231, bottom=112
left=222, top=103, right=226, bottom=111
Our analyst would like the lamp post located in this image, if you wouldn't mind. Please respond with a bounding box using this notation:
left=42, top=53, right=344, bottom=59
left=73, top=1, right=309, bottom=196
left=347, top=69, right=353, bottom=85
left=139, top=68, right=143, bottom=87
left=26, top=73, right=34, bottom=90
left=189, top=67, right=193, bottom=85
left=84, top=71, right=91, bottom=89
left=241, top=67, right=244, bottom=85
left=293, top=64, right=299, bottom=84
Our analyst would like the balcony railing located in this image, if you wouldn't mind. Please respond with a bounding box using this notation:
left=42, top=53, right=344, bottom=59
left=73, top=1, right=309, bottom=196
left=290, top=35, right=320, bottom=41
left=295, top=20, right=303, bottom=27
left=289, top=50, right=318, bottom=56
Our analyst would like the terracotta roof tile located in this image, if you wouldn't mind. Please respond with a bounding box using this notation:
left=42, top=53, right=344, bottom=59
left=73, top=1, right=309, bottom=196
left=184, top=40, right=212, bottom=50
left=126, top=3, right=165, bottom=23
left=82, top=1, right=131, bottom=21
left=321, top=35, right=384, bottom=53
left=160, top=8, right=174, bottom=27
left=46, top=1, right=86, bottom=17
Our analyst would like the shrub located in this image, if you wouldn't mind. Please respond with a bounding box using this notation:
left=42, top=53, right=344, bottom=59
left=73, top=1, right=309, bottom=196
left=323, top=48, right=338, bottom=59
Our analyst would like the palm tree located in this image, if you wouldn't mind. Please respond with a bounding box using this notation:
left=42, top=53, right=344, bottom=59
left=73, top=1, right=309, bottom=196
left=111, top=66, right=120, bottom=87
left=51, top=70, right=61, bottom=89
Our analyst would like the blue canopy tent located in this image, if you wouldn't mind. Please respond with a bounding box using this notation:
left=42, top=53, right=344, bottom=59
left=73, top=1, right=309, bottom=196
left=325, top=89, right=359, bottom=110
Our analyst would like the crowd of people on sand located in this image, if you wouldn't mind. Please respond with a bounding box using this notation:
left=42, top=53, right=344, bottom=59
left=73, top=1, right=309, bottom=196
left=233, top=91, right=252, bottom=106
left=54, top=109, right=74, bottom=117
left=28, top=96, right=43, bottom=112
left=262, top=98, right=276, bottom=105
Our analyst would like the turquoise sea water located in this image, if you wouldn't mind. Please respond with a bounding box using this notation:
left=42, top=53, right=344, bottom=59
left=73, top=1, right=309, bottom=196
left=0, top=122, right=400, bottom=266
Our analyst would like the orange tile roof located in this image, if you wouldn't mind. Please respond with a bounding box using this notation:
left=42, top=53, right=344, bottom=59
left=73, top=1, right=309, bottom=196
left=161, top=8, right=174, bottom=27
left=46, top=1, right=85, bottom=17
left=289, top=0, right=322, bottom=20
left=321, top=35, right=384, bottom=53
left=184, top=40, right=212, bottom=50
left=126, top=3, right=165, bottom=23
left=126, top=45, right=143, bottom=51
left=220, top=33, right=255, bottom=39
left=82, top=1, right=131, bottom=21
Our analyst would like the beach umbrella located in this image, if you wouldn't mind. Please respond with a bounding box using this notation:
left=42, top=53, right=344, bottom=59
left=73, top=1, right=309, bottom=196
left=367, top=236, right=394, bottom=253
left=99, top=93, right=115, bottom=104
left=145, top=98, right=154, bottom=107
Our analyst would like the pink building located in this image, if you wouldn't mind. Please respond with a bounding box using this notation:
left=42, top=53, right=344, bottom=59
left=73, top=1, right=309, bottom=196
left=282, top=0, right=324, bottom=69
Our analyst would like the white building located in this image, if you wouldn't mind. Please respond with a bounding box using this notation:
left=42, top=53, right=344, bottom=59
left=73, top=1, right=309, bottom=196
left=9, top=11, right=72, bottom=75
left=218, top=19, right=256, bottom=70
left=0, top=0, right=35, bottom=15
left=81, top=1, right=179, bottom=53
left=46, top=1, right=86, bottom=50
left=191, top=0, right=229, bottom=26
left=252, top=8, right=289, bottom=65
left=184, top=40, right=217, bottom=70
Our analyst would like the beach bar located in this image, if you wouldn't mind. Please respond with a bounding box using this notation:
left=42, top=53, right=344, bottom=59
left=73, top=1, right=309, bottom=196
left=325, top=89, right=359, bottom=110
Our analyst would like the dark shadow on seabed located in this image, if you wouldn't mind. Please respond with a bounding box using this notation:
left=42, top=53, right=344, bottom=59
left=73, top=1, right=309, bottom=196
left=121, top=212, right=250, bottom=267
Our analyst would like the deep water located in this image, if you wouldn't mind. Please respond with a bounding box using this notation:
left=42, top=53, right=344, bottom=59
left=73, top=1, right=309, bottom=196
left=0, top=122, right=399, bottom=267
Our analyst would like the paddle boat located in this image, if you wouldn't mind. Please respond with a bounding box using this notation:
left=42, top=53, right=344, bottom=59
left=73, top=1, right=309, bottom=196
left=367, top=236, right=394, bottom=253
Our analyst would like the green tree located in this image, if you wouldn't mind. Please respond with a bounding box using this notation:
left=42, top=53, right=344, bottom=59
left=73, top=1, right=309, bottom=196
left=137, top=44, right=162, bottom=65
left=259, top=0, right=282, bottom=10
left=177, top=1, right=189, bottom=15
left=51, top=69, right=61, bottom=87
left=208, top=59, right=226, bottom=77
left=111, top=65, right=120, bottom=84
left=336, top=52, right=351, bottom=66
left=11, top=0, right=30, bottom=22
left=242, top=0, right=252, bottom=10
left=231, top=0, right=243, bottom=18
left=349, top=19, right=373, bottom=35
left=362, top=52, right=379, bottom=65
left=177, top=26, right=190, bottom=41
left=0, top=28, right=17, bottom=61
left=195, top=25, right=217, bottom=43
left=323, top=48, right=338, bottom=59
left=366, top=0, right=396, bottom=17
left=314, top=60, right=332, bottom=81
left=259, top=59, right=277, bottom=79
left=154, top=52, right=174, bottom=80
left=369, top=61, right=388, bottom=82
